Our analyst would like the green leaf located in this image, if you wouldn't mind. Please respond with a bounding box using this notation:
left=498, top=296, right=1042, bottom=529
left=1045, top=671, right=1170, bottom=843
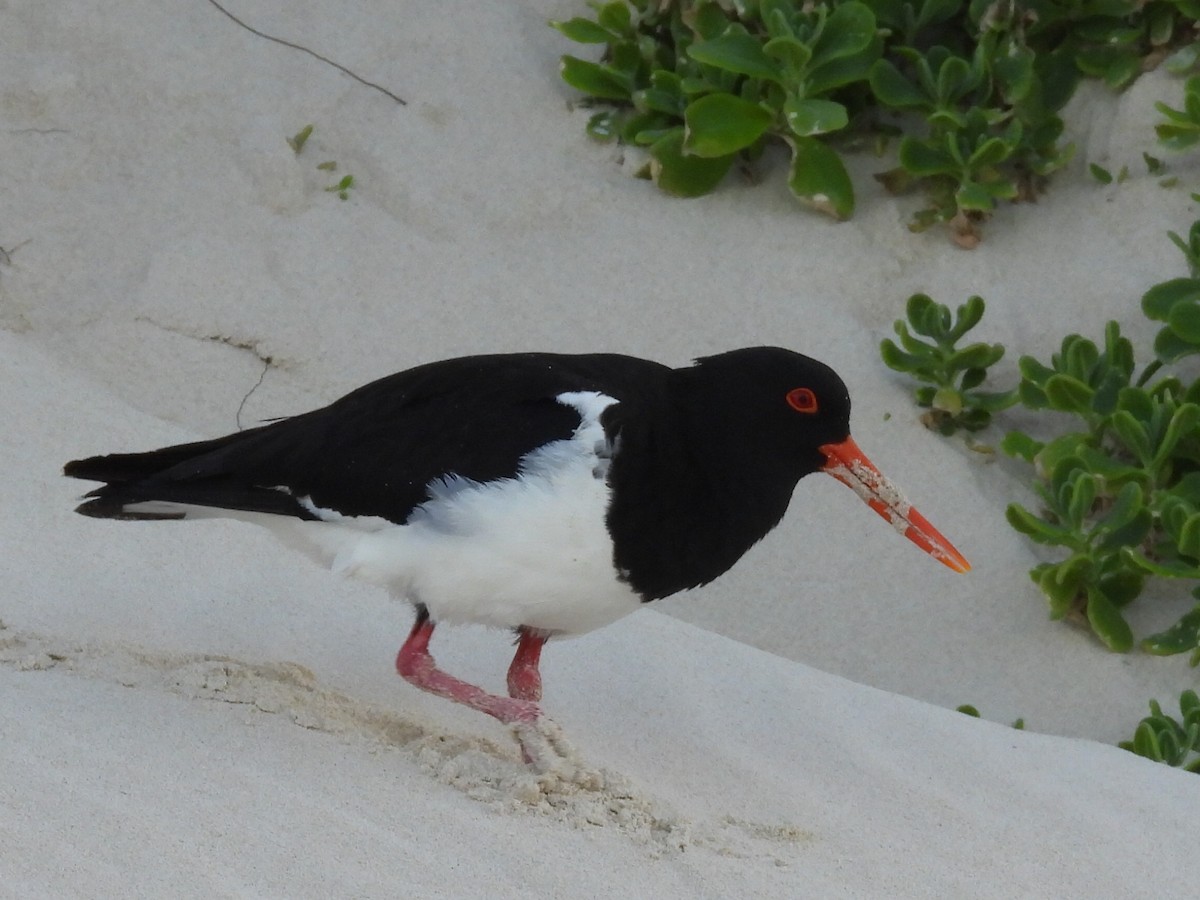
left=1072, top=448, right=1139, bottom=485
left=783, top=97, right=848, bottom=136
left=811, top=1, right=876, bottom=66
left=1034, top=560, right=1085, bottom=618
left=1006, top=503, right=1068, bottom=544
left=1062, top=335, right=1099, bottom=380
left=935, top=56, right=974, bottom=105
left=960, top=367, right=987, bottom=391
left=1179, top=512, right=1200, bottom=559
left=1166, top=43, right=1200, bottom=75
left=1096, top=564, right=1145, bottom=607
left=683, top=94, right=773, bottom=157
left=1086, top=586, right=1134, bottom=652
left=1110, top=410, right=1152, bottom=465
left=869, top=59, right=929, bottom=109
left=1003, top=434, right=1041, bottom=465
left=1182, top=688, right=1200, bottom=718
left=994, top=44, right=1035, bottom=103
left=786, top=136, right=854, bottom=219
left=969, top=389, right=1018, bottom=412
left=1154, top=328, right=1200, bottom=364
left=1125, top=548, right=1200, bottom=579
left=880, top=339, right=930, bottom=374
left=919, top=300, right=951, bottom=341
left=594, top=2, right=631, bottom=35
left=1142, top=606, right=1200, bottom=657
left=1156, top=404, right=1200, bottom=467
left=1018, top=355, right=1056, bottom=386
left=898, top=137, right=955, bottom=176
left=688, top=34, right=783, bottom=82
left=586, top=110, right=618, bottom=141
left=807, top=43, right=882, bottom=95
left=1044, top=374, right=1094, bottom=414
left=968, top=137, right=1011, bottom=170
left=689, top=0, right=731, bottom=39
left=948, top=295, right=985, bottom=341
left=287, top=124, right=313, bottom=154
left=1097, top=503, right=1153, bottom=553
left=763, top=36, right=813, bottom=73
left=560, top=55, right=632, bottom=100
left=1131, top=720, right=1165, bottom=760
left=947, top=343, right=1002, bottom=372
left=648, top=130, right=734, bottom=197
left=1169, top=302, right=1200, bottom=343
left=1067, top=473, right=1097, bottom=529
left=550, top=17, right=615, bottom=44
left=1142, top=278, right=1200, bottom=321
left=905, top=294, right=936, bottom=335
left=956, top=180, right=995, bottom=212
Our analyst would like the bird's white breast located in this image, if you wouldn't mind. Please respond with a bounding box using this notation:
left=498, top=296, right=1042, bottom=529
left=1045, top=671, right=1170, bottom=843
left=294, top=391, right=641, bottom=635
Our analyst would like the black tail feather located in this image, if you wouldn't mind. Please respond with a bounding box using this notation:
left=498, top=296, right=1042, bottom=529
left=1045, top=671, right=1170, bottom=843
left=70, top=478, right=318, bottom=521
left=73, top=492, right=186, bottom=520
left=63, top=430, right=260, bottom=485
left=64, top=425, right=318, bottom=522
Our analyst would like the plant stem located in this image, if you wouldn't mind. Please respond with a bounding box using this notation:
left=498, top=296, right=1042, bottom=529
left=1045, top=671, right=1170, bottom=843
left=1137, top=360, right=1164, bottom=388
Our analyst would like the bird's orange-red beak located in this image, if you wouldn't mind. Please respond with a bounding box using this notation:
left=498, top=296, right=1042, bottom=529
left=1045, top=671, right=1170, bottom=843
left=819, top=436, right=971, bottom=574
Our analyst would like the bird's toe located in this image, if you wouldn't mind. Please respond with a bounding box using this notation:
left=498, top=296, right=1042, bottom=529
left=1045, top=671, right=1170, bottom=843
left=513, top=718, right=605, bottom=790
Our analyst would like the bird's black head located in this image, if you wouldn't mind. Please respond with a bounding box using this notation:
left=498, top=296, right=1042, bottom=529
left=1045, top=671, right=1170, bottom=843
left=675, top=345, right=970, bottom=576
left=608, top=346, right=969, bottom=601
left=684, top=347, right=853, bottom=478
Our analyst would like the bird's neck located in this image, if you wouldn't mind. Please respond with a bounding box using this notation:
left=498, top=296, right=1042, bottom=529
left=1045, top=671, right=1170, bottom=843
left=604, top=379, right=804, bottom=601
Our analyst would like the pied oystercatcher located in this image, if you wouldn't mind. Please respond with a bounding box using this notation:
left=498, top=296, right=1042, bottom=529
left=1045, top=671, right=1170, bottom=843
left=65, top=347, right=969, bottom=774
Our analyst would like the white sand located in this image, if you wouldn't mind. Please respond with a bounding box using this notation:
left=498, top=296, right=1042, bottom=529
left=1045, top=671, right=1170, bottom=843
left=3, top=1, right=1199, bottom=895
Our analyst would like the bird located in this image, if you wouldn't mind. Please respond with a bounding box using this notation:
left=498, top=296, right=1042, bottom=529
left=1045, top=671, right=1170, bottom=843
left=64, top=347, right=969, bottom=777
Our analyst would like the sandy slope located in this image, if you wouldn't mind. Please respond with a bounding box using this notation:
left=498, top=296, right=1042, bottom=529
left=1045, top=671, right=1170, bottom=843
left=3, top=1, right=1200, bottom=896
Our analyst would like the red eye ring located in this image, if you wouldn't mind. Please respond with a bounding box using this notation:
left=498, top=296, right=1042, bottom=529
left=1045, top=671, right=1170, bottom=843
left=786, top=387, right=818, bottom=414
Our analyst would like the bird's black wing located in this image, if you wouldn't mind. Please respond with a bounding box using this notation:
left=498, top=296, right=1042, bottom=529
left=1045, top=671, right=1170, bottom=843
left=65, top=352, right=666, bottom=524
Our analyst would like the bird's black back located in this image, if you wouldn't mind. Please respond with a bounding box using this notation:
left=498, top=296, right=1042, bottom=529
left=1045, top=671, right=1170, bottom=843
left=64, top=352, right=671, bottom=524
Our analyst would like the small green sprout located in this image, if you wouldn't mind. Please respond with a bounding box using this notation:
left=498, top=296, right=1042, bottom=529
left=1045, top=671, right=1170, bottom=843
left=1089, top=163, right=1113, bottom=184
left=1165, top=218, right=1200, bottom=278
left=287, top=124, right=314, bottom=154
left=316, top=161, right=337, bottom=171
left=956, top=704, right=1025, bottom=729
left=325, top=174, right=355, bottom=200
left=1119, top=690, right=1200, bottom=773
left=881, top=293, right=1017, bottom=434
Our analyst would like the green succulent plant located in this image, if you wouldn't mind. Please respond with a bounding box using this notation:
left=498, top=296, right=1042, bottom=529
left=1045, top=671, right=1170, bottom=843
left=883, top=224, right=1200, bottom=661
left=881, top=293, right=1017, bottom=433
left=1119, top=690, right=1200, bottom=772
left=553, top=0, right=1194, bottom=243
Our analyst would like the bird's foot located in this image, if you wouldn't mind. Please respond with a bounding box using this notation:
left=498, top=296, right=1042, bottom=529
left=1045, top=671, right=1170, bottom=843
left=513, top=717, right=604, bottom=791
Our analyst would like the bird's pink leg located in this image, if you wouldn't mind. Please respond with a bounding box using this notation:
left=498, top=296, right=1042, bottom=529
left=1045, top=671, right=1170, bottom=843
left=396, top=608, right=593, bottom=780
left=507, top=627, right=547, bottom=702
left=395, top=607, right=540, bottom=726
